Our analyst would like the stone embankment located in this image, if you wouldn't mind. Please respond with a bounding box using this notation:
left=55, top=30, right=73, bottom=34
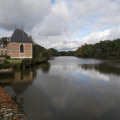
left=0, top=87, right=28, bottom=120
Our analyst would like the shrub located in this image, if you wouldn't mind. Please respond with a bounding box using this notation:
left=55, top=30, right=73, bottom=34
left=41, top=50, right=50, bottom=60
left=5, top=56, right=10, bottom=59
left=8, top=59, right=22, bottom=69
left=10, top=62, right=21, bottom=69
left=0, top=59, right=10, bottom=69
left=22, top=59, right=32, bottom=68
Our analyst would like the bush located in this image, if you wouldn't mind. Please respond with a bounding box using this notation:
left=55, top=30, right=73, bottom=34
left=22, top=59, right=32, bottom=68
left=0, top=59, right=10, bottom=69
left=8, top=59, right=22, bottom=69
left=5, top=56, right=10, bottom=59
left=41, top=50, right=50, bottom=60
left=10, top=62, right=21, bottom=69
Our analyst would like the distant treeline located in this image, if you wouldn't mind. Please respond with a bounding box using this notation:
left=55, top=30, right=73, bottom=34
left=74, top=39, right=120, bottom=58
left=59, top=51, right=75, bottom=56
left=47, top=48, right=75, bottom=57
left=48, top=38, right=120, bottom=58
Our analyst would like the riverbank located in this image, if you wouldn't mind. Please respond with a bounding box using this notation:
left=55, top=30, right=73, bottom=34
left=0, top=87, right=28, bottom=120
left=0, top=57, right=48, bottom=70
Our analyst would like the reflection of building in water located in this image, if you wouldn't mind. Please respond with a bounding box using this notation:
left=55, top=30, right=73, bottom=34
left=1, top=71, right=34, bottom=95
left=11, top=71, right=33, bottom=95
left=14, top=71, right=33, bottom=83
left=1, top=63, right=50, bottom=95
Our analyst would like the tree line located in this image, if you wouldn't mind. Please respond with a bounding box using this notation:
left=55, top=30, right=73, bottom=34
left=34, top=38, right=120, bottom=58
left=74, top=39, right=120, bottom=58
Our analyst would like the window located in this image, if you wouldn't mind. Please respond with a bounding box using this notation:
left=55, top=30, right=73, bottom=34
left=20, top=44, right=24, bottom=53
left=1, top=51, right=3, bottom=55
left=5, top=51, right=7, bottom=55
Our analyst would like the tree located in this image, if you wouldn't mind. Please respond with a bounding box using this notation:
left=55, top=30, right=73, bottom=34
left=75, top=39, right=120, bottom=58
left=48, top=48, right=60, bottom=56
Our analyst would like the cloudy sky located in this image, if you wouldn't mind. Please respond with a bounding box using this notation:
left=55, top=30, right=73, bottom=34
left=0, top=0, right=120, bottom=51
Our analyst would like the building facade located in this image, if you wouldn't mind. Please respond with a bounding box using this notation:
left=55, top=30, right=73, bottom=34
left=0, top=28, right=33, bottom=59
left=0, top=40, right=7, bottom=56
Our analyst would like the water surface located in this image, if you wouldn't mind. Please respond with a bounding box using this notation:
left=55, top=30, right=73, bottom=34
left=1, top=56, right=120, bottom=120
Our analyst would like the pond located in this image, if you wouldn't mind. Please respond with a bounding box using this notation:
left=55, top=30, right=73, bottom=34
left=0, top=56, right=120, bottom=120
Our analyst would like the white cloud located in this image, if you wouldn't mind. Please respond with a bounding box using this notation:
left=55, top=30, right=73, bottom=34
left=32, top=27, right=120, bottom=51
left=0, top=0, right=50, bottom=30
left=0, top=0, right=120, bottom=50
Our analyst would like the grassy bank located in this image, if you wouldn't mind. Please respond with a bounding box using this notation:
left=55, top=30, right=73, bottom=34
left=0, top=57, right=48, bottom=70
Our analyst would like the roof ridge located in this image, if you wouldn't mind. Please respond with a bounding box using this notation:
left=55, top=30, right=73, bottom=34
left=10, top=29, right=32, bottom=43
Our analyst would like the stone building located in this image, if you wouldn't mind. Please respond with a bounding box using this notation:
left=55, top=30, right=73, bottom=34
left=0, top=40, right=7, bottom=56
left=0, top=28, right=33, bottom=59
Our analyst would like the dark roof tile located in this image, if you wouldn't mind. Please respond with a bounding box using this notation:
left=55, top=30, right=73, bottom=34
left=11, top=29, right=32, bottom=43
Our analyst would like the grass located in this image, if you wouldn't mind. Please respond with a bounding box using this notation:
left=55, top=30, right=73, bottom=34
left=8, top=59, right=22, bottom=64
left=7, top=59, right=22, bottom=69
left=0, top=58, right=48, bottom=70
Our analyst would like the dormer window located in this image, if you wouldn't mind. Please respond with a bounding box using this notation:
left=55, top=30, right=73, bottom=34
left=20, top=44, right=24, bottom=53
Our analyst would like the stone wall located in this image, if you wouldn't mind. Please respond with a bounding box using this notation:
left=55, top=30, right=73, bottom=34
left=7, top=43, right=32, bottom=59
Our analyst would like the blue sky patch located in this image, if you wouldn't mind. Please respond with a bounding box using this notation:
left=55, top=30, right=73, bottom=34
left=51, top=0, right=56, bottom=4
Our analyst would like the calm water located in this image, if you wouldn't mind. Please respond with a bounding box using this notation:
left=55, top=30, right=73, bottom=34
left=1, top=56, right=120, bottom=120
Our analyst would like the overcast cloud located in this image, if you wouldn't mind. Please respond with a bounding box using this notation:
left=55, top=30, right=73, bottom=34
left=0, top=0, right=120, bottom=51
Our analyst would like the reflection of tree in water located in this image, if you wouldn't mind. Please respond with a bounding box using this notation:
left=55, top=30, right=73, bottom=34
left=1, top=62, right=51, bottom=95
left=81, top=63, right=120, bottom=75
left=39, top=62, right=50, bottom=74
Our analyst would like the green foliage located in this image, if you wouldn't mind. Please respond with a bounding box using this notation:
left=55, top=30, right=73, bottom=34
left=48, top=48, right=60, bottom=56
left=0, top=55, right=10, bottom=59
left=75, top=39, right=120, bottom=58
left=60, top=51, right=75, bottom=56
left=10, top=62, right=21, bottom=69
left=41, top=50, right=50, bottom=60
left=1, top=37, right=8, bottom=45
left=0, top=59, right=10, bottom=69
left=5, top=55, right=10, bottom=59
left=22, top=59, right=32, bottom=68
left=33, top=57, right=48, bottom=64
left=29, top=36, right=34, bottom=43
left=33, top=44, right=45, bottom=58
left=8, top=59, right=22, bottom=69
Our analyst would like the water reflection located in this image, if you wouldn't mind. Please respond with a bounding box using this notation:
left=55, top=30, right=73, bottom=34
left=1, top=57, right=120, bottom=120
left=0, top=62, right=50, bottom=95
left=29, top=57, right=120, bottom=120
left=81, top=63, right=120, bottom=75
left=40, top=62, right=51, bottom=73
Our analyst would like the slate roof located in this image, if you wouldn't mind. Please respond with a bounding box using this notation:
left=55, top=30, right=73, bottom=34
left=0, top=40, right=6, bottom=48
left=11, top=29, right=32, bottom=43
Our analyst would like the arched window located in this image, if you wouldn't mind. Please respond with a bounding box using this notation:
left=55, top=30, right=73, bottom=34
left=20, top=44, right=24, bottom=53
